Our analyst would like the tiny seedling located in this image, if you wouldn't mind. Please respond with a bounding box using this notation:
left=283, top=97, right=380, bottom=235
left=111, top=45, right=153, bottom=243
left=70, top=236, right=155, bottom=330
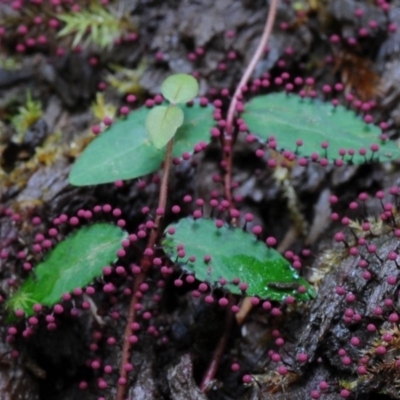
left=69, top=92, right=212, bottom=186
left=145, top=73, right=199, bottom=149
left=8, top=72, right=400, bottom=381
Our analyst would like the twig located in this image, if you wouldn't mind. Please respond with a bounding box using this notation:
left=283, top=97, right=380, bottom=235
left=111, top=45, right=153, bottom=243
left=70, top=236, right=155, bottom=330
left=223, top=0, right=279, bottom=206
left=116, top=139, right=174, bottom=400
left=200, top=294, right=235, bottom=392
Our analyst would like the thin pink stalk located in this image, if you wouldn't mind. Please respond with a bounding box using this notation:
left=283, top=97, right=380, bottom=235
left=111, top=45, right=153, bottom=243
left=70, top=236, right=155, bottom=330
left=225, top=0, right=279, bottom=135
left=223, top=0, right=279, bottom=204
left=200, top=294, right=235, bottom=392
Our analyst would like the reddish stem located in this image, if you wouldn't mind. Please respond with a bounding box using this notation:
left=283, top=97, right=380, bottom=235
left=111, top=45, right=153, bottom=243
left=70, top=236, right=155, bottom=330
left=200, top=1, right=280, bottom=389
left=200, top=294, right=235, bottom=392
left=116, top=139, right=174, bottom=400
left=223, top=0, right=279, bottom=205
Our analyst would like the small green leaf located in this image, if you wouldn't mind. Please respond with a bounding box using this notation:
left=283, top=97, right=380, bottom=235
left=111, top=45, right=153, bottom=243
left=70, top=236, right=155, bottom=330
left=146, top=105, right=184, bottom=149
left=7, top=223, right=127, bottom=316
left=11, top=90, right=43, bottom=137
left=162, top=218, right=315, bottom=301
left=161, top=74, right=199, bottom=104
left=242, top=93, right=400, bottom=164
left=57, top=4, right=131, bottom=49
left=69, top=103, right=213, bottom=186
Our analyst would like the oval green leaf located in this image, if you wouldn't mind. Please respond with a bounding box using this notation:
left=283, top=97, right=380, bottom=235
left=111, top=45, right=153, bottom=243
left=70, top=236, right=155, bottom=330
left=146, top=105, right=184, bottom=149
left=69, top=103, right=213, bottom=186
left=161, top=73, right=199, bottom=104
left=7, top=223, right=127, bottom=316
left=242, top=93, right=400, bottom=164
left=162, top=218, right=315, bottom=301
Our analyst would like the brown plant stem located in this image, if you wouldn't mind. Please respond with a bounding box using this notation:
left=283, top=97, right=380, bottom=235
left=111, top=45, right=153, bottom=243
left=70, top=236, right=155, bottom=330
left=223, top=0, right=279, bottom=206
left=116, top=138, right=174, bottom=400
left=200, top=294, right=235, bottom=392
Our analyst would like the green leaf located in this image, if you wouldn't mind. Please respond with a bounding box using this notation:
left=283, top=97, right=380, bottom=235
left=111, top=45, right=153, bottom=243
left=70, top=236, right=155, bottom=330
left=11, top=90, right=43, bottom=137
left=162, top=218, right=315, bottom=301
left=7, top=223, right=127, bottom=316
left=242, top=93, right=400, bottom=164
left=146, top=105, right=184, bottom=149
left=69, top=104, right=213, bottom=186
left=57, top=4, right=131, bottom=49
left=161, top=74, right=199, bottom=104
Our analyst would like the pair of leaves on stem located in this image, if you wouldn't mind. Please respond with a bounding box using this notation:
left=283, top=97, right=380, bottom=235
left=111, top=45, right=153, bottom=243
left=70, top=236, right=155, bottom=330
left=69, top=73, right=204, bottom=186
left=69, top=102, right=213, bottom=186
left=146, top=74, right=199, bottom=149
left=7, top=218, right=313, bottom=317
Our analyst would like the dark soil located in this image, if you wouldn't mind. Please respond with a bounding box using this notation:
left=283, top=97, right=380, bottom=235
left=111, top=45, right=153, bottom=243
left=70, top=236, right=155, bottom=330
left=2, top=0, right=400, bottom=399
